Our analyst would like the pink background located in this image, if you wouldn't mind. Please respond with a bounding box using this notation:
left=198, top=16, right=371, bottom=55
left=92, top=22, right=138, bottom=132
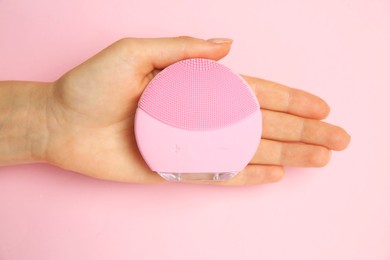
left=0, top=0, right=389, bottom=259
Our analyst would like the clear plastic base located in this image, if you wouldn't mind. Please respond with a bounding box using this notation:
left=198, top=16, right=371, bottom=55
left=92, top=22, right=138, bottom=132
left=158, top=172, right=238, bottom=182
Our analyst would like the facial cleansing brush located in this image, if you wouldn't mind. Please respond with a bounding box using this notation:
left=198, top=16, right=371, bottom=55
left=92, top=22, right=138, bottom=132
left=134, top=58, right=262, bottom=182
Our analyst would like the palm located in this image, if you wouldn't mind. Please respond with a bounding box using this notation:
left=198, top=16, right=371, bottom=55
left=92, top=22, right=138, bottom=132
left=46, top=43, right=163, bottom=183
left=44, top=37, right=350, bottom=185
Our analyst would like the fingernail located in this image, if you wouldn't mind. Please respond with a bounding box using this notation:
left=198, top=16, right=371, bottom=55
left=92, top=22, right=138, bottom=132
left=207, top=38, right=233, bottom=44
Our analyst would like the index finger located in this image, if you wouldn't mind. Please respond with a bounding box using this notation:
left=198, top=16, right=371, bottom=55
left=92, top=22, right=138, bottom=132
left=242, top=75, right=330, bottom=119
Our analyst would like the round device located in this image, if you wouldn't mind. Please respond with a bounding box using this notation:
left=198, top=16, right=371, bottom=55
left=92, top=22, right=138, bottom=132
left=134, top=58, right=262, bottom=182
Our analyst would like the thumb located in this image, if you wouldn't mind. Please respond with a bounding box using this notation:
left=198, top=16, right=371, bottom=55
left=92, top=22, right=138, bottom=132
left=126, top=36, right=233, bottom=75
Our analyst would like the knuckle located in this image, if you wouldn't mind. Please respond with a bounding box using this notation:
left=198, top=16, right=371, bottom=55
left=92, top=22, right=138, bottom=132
left=175, top=35, right=195, bottom=42
left=114, top=37, right=133, bottom=47
left=174, top=36, right=198, bottom=57
left=113, top=37, right=139, bottom=53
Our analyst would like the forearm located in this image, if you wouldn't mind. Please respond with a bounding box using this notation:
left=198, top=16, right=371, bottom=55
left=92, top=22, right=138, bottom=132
left=0, top=81, right=50, bottom=166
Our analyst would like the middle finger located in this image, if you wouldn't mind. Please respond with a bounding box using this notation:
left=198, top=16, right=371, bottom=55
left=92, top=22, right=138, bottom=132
left=250, top=139, right=331, bottom=167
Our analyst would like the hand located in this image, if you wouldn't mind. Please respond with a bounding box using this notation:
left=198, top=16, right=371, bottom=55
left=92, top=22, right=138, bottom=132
left=39, top=36, right=350, bottom=185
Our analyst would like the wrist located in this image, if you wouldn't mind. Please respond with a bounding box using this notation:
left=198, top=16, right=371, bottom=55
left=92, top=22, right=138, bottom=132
left=0, top=81, right=52, bottom=165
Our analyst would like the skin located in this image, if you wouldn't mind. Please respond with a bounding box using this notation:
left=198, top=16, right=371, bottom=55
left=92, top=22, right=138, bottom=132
left=0, top=36, right=350, bottom=185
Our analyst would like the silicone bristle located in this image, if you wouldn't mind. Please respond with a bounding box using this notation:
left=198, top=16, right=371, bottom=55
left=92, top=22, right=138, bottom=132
left=138, top=58, right=259, bottom=131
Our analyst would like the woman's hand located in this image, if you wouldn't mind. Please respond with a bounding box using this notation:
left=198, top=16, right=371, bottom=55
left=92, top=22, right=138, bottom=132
left=21, top=36, right=350, bottom=185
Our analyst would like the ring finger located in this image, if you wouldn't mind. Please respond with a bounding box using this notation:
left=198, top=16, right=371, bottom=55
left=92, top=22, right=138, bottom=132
left=251, top=139, right=331, bottom=167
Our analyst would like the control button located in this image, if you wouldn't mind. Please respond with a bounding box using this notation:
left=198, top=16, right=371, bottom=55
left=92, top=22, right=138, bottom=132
left=170, top=144, right=181, bottom=153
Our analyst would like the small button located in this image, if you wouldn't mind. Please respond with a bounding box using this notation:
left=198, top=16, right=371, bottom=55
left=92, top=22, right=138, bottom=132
left=170, top=144, right=181, bottom=153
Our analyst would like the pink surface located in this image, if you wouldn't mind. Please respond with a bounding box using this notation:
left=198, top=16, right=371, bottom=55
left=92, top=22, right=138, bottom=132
left=0, top=0, right=389, bottom=259
left=135, top=109, right=261, bottom=173
left=138, top=58, right=259, bottom=130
